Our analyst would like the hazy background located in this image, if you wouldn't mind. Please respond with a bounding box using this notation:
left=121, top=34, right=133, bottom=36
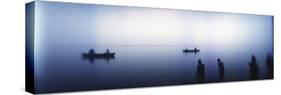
left=34, top=1, right=273, bottom=49
left=31, top=1, right=273, bottom=93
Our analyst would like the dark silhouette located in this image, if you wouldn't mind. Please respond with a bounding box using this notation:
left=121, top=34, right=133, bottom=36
left=89, top=49, right=95, bottom=54
left=106, top=48, right=110, bottom=54
left=83, top=48, right=115, bottom=58
left=196, top=59, right=205, bottom=83
left=248, top=55, right=259, bottom=80
left=265, top=53, right=273, bottom=79
left=217, top=58, right=225, bottom=81
left=82, top=49, right=115, bottom=63
left=183, top=48, right=200, bottom=53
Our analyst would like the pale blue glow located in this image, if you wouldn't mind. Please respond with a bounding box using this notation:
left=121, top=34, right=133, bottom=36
left=35, top=1, right=273, bottom=49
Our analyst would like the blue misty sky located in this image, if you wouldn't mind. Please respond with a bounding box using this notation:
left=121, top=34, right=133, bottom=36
left=34, top=1, right=273, bottom=49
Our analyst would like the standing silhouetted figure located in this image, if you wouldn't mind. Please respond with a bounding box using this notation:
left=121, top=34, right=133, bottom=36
left=249, top=55, right=259, bottom=80
left=106, top=48, right=110, bottom=54
left=266, top=53, right=273, bottom=79
left=217, top=58, right=225, bottom=81
left=89, top=49, right=95, bottom=54
left=196, top=59, right=205, bottom=83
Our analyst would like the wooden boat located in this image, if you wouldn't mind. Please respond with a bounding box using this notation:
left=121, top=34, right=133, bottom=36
left=82, top=49, right=115, bottom=58
left=183, top=48, right=200, bottom=53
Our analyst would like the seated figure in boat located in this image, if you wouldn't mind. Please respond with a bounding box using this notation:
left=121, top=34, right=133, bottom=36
left=89, top=49, right=95, bottom=54
left=106, top=48, right=110, bottom=54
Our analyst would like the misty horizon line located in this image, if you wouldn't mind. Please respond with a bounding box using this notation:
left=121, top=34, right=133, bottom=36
left=51, top=44, right=245, bottom=47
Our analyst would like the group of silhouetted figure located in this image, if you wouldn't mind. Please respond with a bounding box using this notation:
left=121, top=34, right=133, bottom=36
left=196, top=58, right=225, bottom=83
left=196, top=54, right=273, bottom=83
left=248, top=54, right=274, bottom=80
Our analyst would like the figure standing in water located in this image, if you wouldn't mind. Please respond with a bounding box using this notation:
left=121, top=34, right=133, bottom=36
left=196, top=59, right=205, bottom=83
left=249, top=55, right=259, bottom=80
left=217, top=58, right=225, bottom=81
left=266, top=53, right=273, bottom=79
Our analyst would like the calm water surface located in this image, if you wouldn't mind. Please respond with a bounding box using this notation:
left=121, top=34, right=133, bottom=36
left=34, top=46, right=272, bottom=93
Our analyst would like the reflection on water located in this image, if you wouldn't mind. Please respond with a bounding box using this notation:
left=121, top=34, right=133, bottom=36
left=35, top=46, right=273, bottom=93
left=82, top=54, right=115, bottom=63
